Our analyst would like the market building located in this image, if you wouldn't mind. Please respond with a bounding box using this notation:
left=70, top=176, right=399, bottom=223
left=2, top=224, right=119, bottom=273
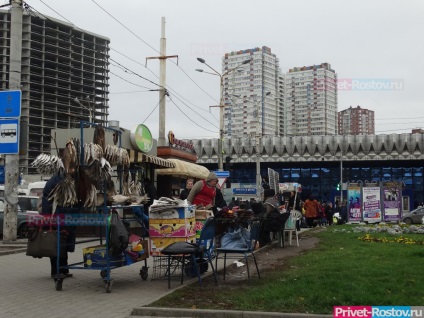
left=189, top=133, right=424, bottom=210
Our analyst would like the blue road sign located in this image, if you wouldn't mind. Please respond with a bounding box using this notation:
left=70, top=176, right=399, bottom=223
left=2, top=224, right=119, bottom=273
left=0, top=118, right=19, bottom=154
left=0, top=90, right=21, bottom=117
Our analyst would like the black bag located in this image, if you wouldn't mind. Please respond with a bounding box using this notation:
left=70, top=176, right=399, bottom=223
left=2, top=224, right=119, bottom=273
left=26, top=227, right=68, bottom=258
left=264, top=208, right=291, bottom=232
left=109, top=210, right=129, bottom=256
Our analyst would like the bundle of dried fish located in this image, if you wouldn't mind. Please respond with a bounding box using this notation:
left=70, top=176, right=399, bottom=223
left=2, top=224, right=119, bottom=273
left=130, top=194, right=149, bottom=204
left=108, top=194, right=131, bottom=206
left=48, top=175, right=78, bottom=214
left=31, top=153, right=64, bottom=175
left=99, top=158, right=113, bottom=182
left=122, top=168, right=132, bottom=196
left=93, top=125, right=106, bottom=152
left=104, top=144, right=120, bottom=166
left=84, top=184, right=98, bottom=208
left=83, top=142, right=104, bottom=166
left=119, top=148, right=130, bottom=167
left=63, top=139, right=77, bottom=174
left=129, top=181, right=143, bottom=196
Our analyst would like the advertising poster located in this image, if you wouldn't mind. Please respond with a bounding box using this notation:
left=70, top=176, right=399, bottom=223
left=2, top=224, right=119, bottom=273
left=383, top=187, right=401, bottom=222
left=362, top=187, right=382, bottom=223
left=347, top=185, right=362, bottom=222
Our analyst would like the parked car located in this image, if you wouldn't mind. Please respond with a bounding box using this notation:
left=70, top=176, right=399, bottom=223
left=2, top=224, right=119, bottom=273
left=0, top=196, right=44, bottom=238
left=402, top=207, right=424, bottom=225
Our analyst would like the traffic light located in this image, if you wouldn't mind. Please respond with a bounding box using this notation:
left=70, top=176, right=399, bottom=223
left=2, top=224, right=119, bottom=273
left=336, top=183, right=340, bottom=191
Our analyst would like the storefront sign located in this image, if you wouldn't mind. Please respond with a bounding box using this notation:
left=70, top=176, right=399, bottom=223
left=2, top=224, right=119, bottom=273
left=168, top=131, right=194, bottom=151
left=233, top=188, right=257, bottom=195
left=130, top=124, right=153, bottom=152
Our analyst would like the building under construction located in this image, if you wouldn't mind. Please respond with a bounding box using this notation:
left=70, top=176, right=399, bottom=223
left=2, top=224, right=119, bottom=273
left=0, top=8, right=110, bottom=174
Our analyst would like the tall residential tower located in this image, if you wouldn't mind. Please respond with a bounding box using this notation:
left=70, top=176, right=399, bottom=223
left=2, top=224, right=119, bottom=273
left=285, top=63, right=337, bottom=136
left=222, top=46, right=282, bottom=138
left=338, top=106, right=375, bottom=135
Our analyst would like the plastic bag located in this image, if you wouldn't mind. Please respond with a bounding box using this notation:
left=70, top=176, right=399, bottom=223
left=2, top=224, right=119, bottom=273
left=220, top=227, right=250, bottom=249
left=109, top=210, right=129, bottom=255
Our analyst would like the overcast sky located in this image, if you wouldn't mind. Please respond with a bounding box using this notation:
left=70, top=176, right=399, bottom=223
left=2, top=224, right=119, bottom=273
left=21, top=0, right=424, bottom=139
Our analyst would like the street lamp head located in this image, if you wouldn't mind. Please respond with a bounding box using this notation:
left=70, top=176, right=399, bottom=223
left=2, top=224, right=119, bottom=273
left=232, top=94, right=241, bottom=98
left=242, top=58, right=252, bottom=65
left=197, top=57, right=206, bottom=64
left=195, top=69, right=204, bottom=72
left=265, top=92, right=271, bottom=96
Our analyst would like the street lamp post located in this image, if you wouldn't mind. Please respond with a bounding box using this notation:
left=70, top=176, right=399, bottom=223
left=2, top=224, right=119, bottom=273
left=74, top=97, right=93, bottom=123
left=196, top=57, right=251, bottom=171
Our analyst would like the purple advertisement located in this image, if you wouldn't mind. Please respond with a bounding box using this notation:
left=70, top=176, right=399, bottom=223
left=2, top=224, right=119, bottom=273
left=347, top=186, right=362, bottom=222
left=362, top=187, right=382, bottom=223
left=383, top=187, right=401, bottom=222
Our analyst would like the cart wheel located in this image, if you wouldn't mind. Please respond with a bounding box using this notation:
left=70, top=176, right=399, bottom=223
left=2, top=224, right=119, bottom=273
left=105, top=281, right=112, bottom=293
left=139, top=266, right=148, bottom=280
left=55, top=279, right=63, bottom=291
left=100, top=270, right=107, bottom=278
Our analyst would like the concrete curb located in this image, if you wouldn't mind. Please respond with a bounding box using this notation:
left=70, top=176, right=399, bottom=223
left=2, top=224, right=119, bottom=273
left=132, top=307, right=332, bottom=318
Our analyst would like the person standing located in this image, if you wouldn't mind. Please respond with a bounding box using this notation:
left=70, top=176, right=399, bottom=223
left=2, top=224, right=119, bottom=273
left=304, top=195, right=319, bottom=228
left=325, top=202, right=335, bottom=226
left=187, top=172, right=218, bottom=208
left=143, top=177, right=157, bottom=212
left=179, top=178, right=194, bottom=200
left=41, top=174, right=75, bottom=278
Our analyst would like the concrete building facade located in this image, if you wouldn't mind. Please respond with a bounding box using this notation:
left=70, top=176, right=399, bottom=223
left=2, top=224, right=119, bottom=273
left=222, top=46, right=281, bottom=138
left=0, top=9, right=110, bottom=174
left=338, top=105, right=375, bottom=135
left=285, top=63, right=337, bottom=136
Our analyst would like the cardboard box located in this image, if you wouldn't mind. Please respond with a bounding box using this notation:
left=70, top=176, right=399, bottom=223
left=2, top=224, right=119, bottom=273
left=149, top=235, right=196, bottom=256
left=82, top=245, right=125, bottom=268
left=195, top=210, right=213, bottom=220
left=149, top=217, right=196, bottom=238
left=149, top=206, right=195, bottom=220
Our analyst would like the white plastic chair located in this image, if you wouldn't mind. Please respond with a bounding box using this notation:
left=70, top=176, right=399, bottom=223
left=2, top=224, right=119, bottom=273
left=284, top=210, right=303, bottom=246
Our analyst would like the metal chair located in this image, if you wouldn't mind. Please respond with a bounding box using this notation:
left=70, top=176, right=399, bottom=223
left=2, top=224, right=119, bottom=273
left=160, top=217, right=217, bottom=288
left=215, top=220, right=261, bottom=280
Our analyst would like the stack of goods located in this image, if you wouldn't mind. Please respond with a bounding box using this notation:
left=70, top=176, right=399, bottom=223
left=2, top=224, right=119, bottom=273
left=149, top=201, right=196, bottom=256
left=125, top=235, right=148, bottom=265
left=220, top=206, right=237, bottom=218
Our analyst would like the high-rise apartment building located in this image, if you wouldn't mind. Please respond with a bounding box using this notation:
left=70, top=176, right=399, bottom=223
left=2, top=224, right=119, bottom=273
left=285, top=63, right=337, bottom=136
left=338, top=106, right=375, bottom=135
left=0, top=9, right=110, bottom=174
left=222, top=46, right=281, bottom=138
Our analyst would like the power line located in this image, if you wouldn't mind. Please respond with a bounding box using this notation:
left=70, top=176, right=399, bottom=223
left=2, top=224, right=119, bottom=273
left=168, top=97, right=217, bottom=134
left=90, top=0, right=219, bottom=104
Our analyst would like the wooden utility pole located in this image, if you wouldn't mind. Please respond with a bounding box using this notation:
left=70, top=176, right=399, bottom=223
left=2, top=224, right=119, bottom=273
left=3, top=0, right=23, bottom=243
left=145, top=17, right=178, bottom=147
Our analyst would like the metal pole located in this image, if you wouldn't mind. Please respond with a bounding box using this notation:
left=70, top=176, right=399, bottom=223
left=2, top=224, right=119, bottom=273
left=218, top=75, right=224, bottom=171
left=256, top=101, right=261, bottom=200
left=158, top=17, right=167, bottom=147
left=3, top=0, right=23, bottom=243
left=340, top=153, right=343, bottom=205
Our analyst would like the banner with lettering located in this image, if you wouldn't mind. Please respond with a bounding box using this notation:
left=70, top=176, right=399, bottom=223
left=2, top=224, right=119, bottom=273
left=347, top=185, right=362, bottom=222
left=382, top=183, right=401, bottom=222
left=362, top=187, right=382, bottom=223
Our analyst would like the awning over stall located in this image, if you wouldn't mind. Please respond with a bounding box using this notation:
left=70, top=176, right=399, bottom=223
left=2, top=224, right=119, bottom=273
left=156, top=158, right=209, bottom=179
left=129, top=150, right=175, bottom=168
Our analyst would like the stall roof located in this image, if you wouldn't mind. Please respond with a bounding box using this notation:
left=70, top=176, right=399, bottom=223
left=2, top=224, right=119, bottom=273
left=156, top=159, right=209, bottom=179
left=130, top=151, right=175, bottom=169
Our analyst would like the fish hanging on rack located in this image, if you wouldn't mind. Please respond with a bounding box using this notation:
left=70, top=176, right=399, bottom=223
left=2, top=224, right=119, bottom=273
left=30, top=153, right=64, bottom=175
left=48, top=175, right=78, bottom=214
left=63, top=139, right=77, bottom=174
left=122, top=167, right=132, bottom=196
left=83, top=184, right=98, bottom=208
left=93, top=125, right=106, bottom=152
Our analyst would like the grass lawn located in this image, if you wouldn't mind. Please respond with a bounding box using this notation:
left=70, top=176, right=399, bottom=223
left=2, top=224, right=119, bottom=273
left=149, top=224, right=424, bottom=314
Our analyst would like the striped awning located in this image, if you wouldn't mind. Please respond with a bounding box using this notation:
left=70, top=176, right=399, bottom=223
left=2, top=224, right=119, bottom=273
left=140, top=153, right=175, bottom=168
left=156, top=158, right=210, bottom=179
left=129, top=150, right=175, bottom=168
